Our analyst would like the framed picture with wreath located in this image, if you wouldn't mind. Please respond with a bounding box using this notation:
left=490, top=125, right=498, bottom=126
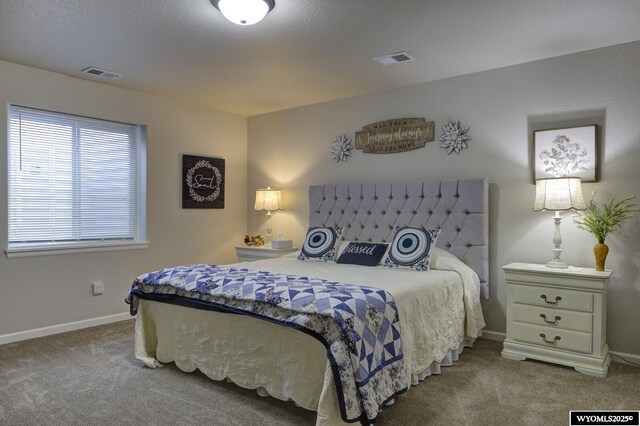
left=533, top=124, right=598, bottom=183
left=182, top=154, right=225, bottom=208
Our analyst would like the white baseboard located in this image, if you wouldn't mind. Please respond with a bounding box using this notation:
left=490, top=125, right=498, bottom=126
left=0, top=312, right=132, bottom=346
left=480, top=329, right=506, bottom=341
left=609, top=350, right=640, bottom=366
left=480, top=329, right=639, bottom=367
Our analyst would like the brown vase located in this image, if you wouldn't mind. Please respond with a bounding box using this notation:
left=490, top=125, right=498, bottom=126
left=593, top=241, right=609, bottom=272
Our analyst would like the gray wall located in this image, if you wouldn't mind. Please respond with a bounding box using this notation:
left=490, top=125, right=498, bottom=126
left=247, top=41, right=640, bottom=355
left=0, top=60, right=247, bottom=336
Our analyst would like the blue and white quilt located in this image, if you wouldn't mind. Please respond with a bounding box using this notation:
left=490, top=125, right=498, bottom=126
left=126, top=265, right=407, bottom=424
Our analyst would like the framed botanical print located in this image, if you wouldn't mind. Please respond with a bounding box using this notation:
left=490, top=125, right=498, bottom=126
left=533, top=124, right=598, bottom=183
left=182, top=154, right=225, bottom=208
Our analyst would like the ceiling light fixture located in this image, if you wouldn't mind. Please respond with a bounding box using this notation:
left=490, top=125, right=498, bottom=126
left=211, top=0, right=275, bottom=26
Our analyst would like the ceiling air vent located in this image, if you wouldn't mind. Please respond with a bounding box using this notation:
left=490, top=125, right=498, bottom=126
left=373, top=51, right=416, bottom=66
left=81, top=66, right=122, bottom=79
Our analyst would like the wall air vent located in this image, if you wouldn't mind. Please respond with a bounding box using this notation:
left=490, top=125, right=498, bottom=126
left=373, top=51, right=416, bottom=66
left=81, top=66, right=122, bottom=79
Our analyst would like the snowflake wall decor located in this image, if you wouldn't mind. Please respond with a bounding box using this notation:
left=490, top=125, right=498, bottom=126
left=438, top=120, right=471, bottom=155
left=331, top=134, right=354, bottom=162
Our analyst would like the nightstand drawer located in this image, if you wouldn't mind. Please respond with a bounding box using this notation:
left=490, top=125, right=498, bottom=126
left=513, top=304, right=593, bottom=333
left=511, top=322, right=592, bottom=354
left=512, top=285, right=593, bottom=312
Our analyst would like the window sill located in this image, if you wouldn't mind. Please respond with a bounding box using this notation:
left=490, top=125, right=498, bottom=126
left=5, top=240, right=150, bottom=258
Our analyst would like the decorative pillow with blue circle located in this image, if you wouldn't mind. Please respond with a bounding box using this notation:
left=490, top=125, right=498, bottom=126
left=384, top=226, right=441, bottom=271
left=298, top=226, right=343, bottom=262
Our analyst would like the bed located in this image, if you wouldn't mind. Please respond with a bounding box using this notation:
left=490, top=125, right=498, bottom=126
left=128, top=178, right=489, bottom=425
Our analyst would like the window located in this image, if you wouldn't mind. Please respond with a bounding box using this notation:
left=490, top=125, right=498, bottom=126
left=6, top=105, right=147, bottom=257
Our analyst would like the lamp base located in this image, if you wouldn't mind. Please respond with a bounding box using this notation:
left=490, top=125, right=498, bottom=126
left=545, top=259, right=569, bottom=269
left=265, top=211, right=273, bottom=245
left=546, top=213, right=569, bottom=269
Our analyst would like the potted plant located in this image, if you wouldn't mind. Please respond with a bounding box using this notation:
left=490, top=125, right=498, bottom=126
left=573, top=195, right=639, bottom=271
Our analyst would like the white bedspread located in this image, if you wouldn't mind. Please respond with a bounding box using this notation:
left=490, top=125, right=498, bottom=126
left=134, top=248, right=485, bottom=425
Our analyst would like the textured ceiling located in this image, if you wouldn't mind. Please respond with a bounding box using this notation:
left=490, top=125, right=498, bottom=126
left=1, top=0, right=639, bottom=117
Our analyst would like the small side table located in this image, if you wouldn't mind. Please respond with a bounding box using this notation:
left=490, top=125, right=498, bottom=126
left=235, top=245, right=298, bottom=262
left=502, top=262, right=612, bottom=377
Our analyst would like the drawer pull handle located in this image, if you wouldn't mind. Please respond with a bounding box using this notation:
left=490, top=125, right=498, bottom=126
left=540, top=314, right=561, bottom=325
left=539, top=333, right=561, bottom=345
left=540, top=294, right=562, bottom=305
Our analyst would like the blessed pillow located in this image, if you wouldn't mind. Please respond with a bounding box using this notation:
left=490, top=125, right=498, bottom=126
left=298, top=226, right=343, bottom=262
left=336, top=240, right=390, bottom=264
left=384, top=226, right=440, bottom=271
left=336, top=242, right=389, bottom=267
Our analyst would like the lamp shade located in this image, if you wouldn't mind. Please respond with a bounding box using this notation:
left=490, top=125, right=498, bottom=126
left=212, top=0, right=275, bottom=25
left=533, top=177, right=586, bottom=211
left=254, top=187, right=282, bottom=211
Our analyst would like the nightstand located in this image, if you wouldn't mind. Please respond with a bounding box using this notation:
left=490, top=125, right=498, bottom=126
left=501, top=262, right=612, bottom=377
left=235, top=246, right=298, bottom=262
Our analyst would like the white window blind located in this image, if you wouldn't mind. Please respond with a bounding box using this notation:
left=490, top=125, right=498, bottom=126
left=8, top=105, right=145, bottom=252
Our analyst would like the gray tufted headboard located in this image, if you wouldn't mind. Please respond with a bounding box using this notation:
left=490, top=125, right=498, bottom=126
left=308, top=178, right=489, bottom=299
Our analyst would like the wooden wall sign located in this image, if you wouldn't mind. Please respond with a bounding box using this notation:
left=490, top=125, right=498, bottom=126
left=355, top=118, right=435, bottom=154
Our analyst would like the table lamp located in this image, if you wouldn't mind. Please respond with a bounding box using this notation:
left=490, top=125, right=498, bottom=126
left=254, top=187, right=282, bottom=245
left=533, top=177, right=586, bottom=269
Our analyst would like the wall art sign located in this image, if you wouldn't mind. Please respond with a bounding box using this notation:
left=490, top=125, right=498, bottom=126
left=355, top=118, right=435, bottom=154
left=182, top=154, right=225, bottom=208
left=533, top=124, right=598, bottom=183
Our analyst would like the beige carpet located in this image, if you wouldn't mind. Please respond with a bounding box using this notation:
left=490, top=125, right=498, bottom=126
left=0, top=320, right=638, bottom=425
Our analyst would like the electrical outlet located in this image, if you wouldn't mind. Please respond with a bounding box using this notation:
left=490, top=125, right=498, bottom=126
left=92, top=282, right=104, bottom=296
